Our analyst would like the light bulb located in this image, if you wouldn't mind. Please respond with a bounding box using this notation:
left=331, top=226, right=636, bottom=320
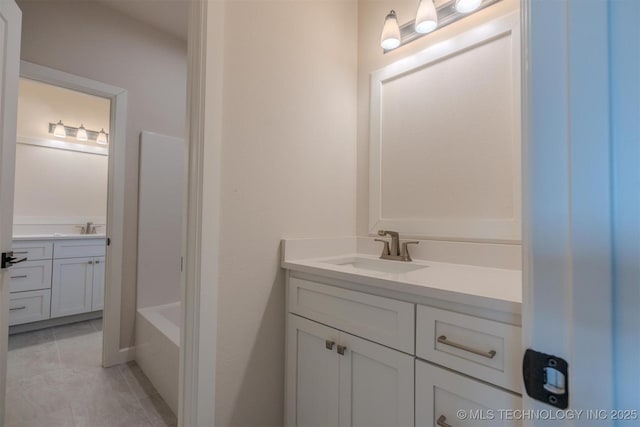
left=76, top=124, right=88, bottom=141
left=53, top=120, right=66, bottom=138
left=455, top=0, right=482, bottom=13
left=96, top=128, right=108, bottom=145
left=415, top=0, right=438, bottom=34
left=380, top=10, right=401, bottom=50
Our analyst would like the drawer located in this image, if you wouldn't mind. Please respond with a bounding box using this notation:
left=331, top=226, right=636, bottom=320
left=11, top=240, right=53, bottom=261
left=9, top=290, right=51, bottom=326
left=416, top=305, right=521, bottom=392
left=416, top=360, right=521, bottom=427
left=54, top=239, right=106, bottom=259
left=288, top=277, right=415, bottom=354
left=9, top=260, right=53, bottom=292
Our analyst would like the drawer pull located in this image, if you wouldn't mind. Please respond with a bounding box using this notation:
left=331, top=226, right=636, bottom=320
left=12, top=251, right=28, bottom=254
left=325, top=340, right=335, bottom=350
left=437, top=415, right=452, bottom=427
left=10, top=275, right=28, bottom=279
left=437, top=335, right=497, bottom=359
left=337, top=345, right=347, bottom=355
left=10, top=306, right=27, bottom=311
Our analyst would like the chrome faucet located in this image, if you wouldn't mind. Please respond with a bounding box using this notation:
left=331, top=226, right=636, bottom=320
left=375, top=230, right=419, bottom=262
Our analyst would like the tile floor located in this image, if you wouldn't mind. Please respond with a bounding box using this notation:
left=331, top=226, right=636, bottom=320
left=6, top=319, right=177, bottom=427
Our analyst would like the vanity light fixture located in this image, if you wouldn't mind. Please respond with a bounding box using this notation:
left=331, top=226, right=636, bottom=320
left=415, top=0, right=438, bottom=34
left=96, top=128, right=108, bottom=145
left=76, top=124, right=88, bottom=141
left=455, top=0, right=482, bottom=13
left=53, top=120, right=67, bottom=138
left=380, top=0, right=502, bottom=53
left=48, top=122, right=109, bottom=145
left=380, top=10, right=401, bottom=50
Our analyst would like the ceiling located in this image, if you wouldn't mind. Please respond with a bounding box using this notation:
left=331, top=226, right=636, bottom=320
left=95, top=0, right=189, bottom=42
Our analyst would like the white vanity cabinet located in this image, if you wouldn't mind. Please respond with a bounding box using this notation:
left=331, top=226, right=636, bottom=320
left=284, top=270, right=522, bottom=427
left=287, top=314, right=415, bottom=427
left=9, top=236, right=105, bottom=326
left=51, top=239, right=105, bottom=318
left=9, top=240, right=54, bottom=326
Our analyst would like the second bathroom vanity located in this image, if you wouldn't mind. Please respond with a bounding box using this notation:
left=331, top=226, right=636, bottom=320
left=9, top=234, right=106, bottom=326
left=282, top=237, right=522, bottom=427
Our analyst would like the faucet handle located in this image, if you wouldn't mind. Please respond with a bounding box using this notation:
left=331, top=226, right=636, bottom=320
left=401, top=241, right=419, bottom=261
left=374, top=238, right=391, bottom=256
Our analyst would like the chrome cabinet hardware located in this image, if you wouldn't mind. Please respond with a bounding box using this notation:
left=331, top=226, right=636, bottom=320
left=437, top=415, right=452, bottom=427
left=10, top=306, right=26, bottom=311
left=94, top=260, right=100, bottom=264
left=88, top=260, right=93, bottom=265
left=12, top=251, right=28, bottom=254
left=325, top=340, right=335, bottom=350
left=10, top=275, right=28, bottom=279
left=337, top=345, right=347, bottom=355
left=437, top=335, right=497, bottom=359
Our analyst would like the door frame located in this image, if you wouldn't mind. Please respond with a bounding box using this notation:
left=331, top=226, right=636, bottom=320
left=180, top=0, right=224, bottom=426
left=19, top=61, right=128, bottom=368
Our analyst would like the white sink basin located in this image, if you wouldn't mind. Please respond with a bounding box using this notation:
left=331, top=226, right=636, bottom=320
left=322, top=256, right=427, bottom=274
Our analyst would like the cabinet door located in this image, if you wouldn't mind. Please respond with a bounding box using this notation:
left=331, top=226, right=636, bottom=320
left=286, top=314, right=340, bottom=427
left=338, top=331, right=414, bottom=427
left=51, top=257, right=94, bottom=318
left=91, top=256, right=105, bottom=311
left=415, top=360, right=521, bottom=427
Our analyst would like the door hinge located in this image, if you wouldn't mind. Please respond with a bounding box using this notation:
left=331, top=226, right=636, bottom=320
left=523, top=349, right=569, bottom=409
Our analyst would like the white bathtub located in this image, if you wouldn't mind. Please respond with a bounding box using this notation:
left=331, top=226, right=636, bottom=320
left=136, top=302, right=181, bottom=414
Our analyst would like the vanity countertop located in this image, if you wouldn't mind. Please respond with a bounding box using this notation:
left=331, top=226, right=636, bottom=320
left=13, top=234, right=107, bottom=241
left=281, top=237, right=522, bottom=315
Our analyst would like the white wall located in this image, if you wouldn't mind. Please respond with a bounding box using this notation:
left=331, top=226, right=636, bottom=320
left=17, top=0, right=187, bottom=348
left=208, top=1, right=358, bottom=425
left=357, top=0, right=522, bottom=268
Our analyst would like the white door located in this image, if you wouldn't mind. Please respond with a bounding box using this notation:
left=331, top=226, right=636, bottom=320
left=286, top=314, right=340, bottom=427
left=338, top=331, right=414, bottom=427
left=51, top=257, right=94, bottom=317
left=0, top=1, right=21, bottom=425
left=522, top=0, right=617, bottom=422
left=91, top=256, right=105, bottom=311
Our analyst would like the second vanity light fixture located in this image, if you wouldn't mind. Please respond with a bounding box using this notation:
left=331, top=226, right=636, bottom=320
left=381, top=0, right=502, bottom=52
left=49, top=121, right=109, bottom=145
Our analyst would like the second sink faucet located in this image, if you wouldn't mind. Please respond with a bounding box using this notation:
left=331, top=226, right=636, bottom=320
left=375, top=230, right=419, bottom=262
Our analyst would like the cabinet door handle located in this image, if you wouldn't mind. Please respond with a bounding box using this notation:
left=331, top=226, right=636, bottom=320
left=437, top=415, right=452, bottom=427
left=10, top=275, right=28, bottom=279
left=437, top=335, right=496, bottom=359
left=10, top=306, right=27, bottom=311
left=94, top=260, right=100, bottom=264
left=88, top=261, right=93, bottom=265
left=325, top=340, right=335, bottom=350
left=337, top=345, right=347, bottom=355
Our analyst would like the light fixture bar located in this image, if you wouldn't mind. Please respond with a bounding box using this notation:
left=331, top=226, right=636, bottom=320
left=48, top=122, right=108, bottom=142
left=383, top=0, right=502, bottom=53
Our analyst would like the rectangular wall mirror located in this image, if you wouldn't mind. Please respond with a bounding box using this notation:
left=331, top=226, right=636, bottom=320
left=369, top=12, right=521, bottom=242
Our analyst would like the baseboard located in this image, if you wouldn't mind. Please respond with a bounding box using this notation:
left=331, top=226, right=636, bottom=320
left=117, top=346, right=136, bottom=364
left=9, top=310, right=103, bottom=335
